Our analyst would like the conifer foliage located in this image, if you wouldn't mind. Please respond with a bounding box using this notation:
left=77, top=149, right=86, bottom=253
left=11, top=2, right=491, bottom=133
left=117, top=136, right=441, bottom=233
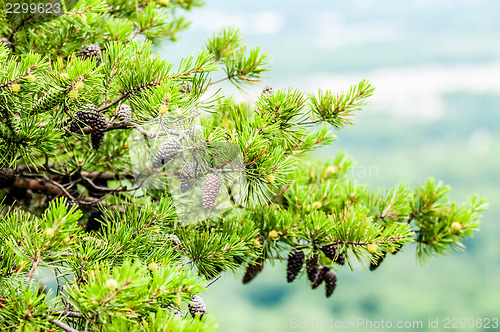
left=0, top=0, right=487, bottom=331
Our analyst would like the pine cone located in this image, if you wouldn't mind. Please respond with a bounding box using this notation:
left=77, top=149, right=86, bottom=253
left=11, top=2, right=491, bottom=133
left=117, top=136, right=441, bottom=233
left=188, top=295, right=206, bottom=319
left=262, top=86, right=273, bottom=95
left=179, top=81, right=193, bottom=94
left=116, top=104, right=132, bottom=121
left=152, top=139, right=179, bottom=168
left=286, top=249, right=305, bottom=283
left=335, top=253, right=345, bottom=266
left=369, top=252, right=387, bottom=271
left=320, top=244, right=337, bottom=260
left=311, top=266, right=327, bottom=289
left=34, top=87, right=65, bottom=113
left=242, top=259, right=264, bottom=284
left=78, top=44, right=101, bottom=66
left=202, top=173, right=222, bottom=210
left=306, top=254, right=320, bottom=282
left=91, top=130, right=105, bottom=150
left=0, top=167, right=15, bottom=188
left=85, top=209, right=103, bottom=233
left=324, top=268, right=337, bottom=298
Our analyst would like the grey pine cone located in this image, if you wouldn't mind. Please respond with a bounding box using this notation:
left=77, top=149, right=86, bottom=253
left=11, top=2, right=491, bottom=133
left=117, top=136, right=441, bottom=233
left=78, top=44, right=101, bottom=66
left=188, top=295, right=206, bottom=319
left=116, top=104, right=132, bottom=121
left=152, top=139, right=179, bottom=168
left=202, top=173, right=222, bottom=210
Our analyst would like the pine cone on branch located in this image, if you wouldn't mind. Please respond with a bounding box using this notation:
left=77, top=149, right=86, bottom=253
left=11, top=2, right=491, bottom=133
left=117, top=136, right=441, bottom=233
left=202, top=173, right=222, bottom=210
left=324, top=268, right=337, bottom=298
left=152, top=139, right=179, bottom=168
left=78, top=44, right=101, bottom=66
left=188, top=295, right=206, bottom=319
left=242, top=259, right=264, bottom=284
left=306, top=254, right=320, bottom=283
left=286, top=249, right=305, bottom=283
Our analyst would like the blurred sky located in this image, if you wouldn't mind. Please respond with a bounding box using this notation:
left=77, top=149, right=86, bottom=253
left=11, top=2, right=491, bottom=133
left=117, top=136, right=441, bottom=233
left=161, top=0, right=500, bottom=122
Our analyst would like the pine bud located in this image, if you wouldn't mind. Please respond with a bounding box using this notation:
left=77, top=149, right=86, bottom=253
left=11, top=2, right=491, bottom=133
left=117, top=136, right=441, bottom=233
left=0, top=167, right=15, bottom=188
left=116, top=104, right=132, bottom=121
left=158, top=104, right=169, bottom=114
left=44, top=228, right=56, bottom=238
left=106, top=278, right=118, bottom=290
left=265, top=174, right=275, bottom=184
left=451, top=222, right=462, bottom=232
left=75, top=81, right=85, bottom=91
left=202, top=173, right=222, bottom=210
left=188, top=295, right=206, bottom=319
left=147, top=262, right=158, bottom=271
left=157, top=0, right=169, bottom=5
left=242, top=259, right=264, bottom=284
left=27, top=74, right=36, bottom=83
left=152, top=139, right=179, bottom=168
left=78, top=44, right=101, bottom=66
left=59, top=72, right=70, bottom=80
left=267, top=230, right=279, bottom=240
left=370, top=252, right=387, bottom=271
left=324, top=166, right=337, bottom=177
left=311, top=201, right=322, bottom=209
left=69, top=89, right=78, bottom=99
left=324, top=268, right=337, bottom=298
left=367, top=243, right=378, bottom=254
left=306, top=255, right=319, bottom=283
left=11, top=83, right=20, bottom=93
left=286, top=249, right=305, bottom=283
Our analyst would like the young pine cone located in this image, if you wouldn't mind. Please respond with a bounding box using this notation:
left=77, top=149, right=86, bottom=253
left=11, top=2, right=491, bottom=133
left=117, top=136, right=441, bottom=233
left=152, top=139, right=179, bottom=168
left=0, top=167, right=15, bottom=188
left=116, top=104, right=132, bottom=121
left=286, top=249, right=305, bottom=283
left=202, top=173, right=222, bottom=210
left=242, top=259, right=264, bottom=284
left=188, top=295, right=206, bottom=319
left=78, top=44, right=101, bottom=66
left=324, top=268, right=337, bottom=298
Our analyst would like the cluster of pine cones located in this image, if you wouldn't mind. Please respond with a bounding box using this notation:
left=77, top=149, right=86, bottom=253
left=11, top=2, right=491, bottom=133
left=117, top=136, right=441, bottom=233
left=241, top=243, right=345, bottom=299
left=286, top=245, right=341, bottom=298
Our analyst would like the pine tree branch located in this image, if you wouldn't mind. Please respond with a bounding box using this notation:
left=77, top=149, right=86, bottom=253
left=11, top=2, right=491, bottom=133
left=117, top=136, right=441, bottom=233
left=97, top=81, right=161, bottom=112
left=51, top=319, right=81, bottom=332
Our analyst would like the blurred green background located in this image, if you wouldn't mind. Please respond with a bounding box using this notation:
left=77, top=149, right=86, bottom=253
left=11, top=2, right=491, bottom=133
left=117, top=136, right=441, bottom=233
left=159, top=1, right=500, bottom=331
